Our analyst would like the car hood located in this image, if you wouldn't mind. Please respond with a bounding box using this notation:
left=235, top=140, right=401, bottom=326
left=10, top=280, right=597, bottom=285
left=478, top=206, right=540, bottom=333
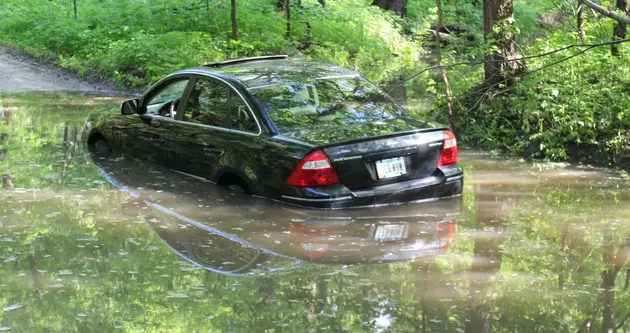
left=277, top=116, right=444, bottom=147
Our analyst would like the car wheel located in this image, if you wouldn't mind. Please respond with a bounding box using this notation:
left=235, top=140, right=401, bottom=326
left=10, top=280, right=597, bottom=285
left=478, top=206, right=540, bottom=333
left=91, top=139, right=112, bottom=158
left=228, top=184, right=247, bottom=193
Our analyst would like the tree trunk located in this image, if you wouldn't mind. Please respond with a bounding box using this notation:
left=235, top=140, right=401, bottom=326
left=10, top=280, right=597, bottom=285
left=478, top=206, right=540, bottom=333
left=231, top=0, right=238, bottom=41
left=285, top=0, right=291, bottom=38
left=577, top=0, right=586, bottom=42
left=2, top=173, right=13, bottom=190
left=73, top=0, right=78, bottom=20
left=372, top=0, right=407, bottom=17
left=612, top=0, right=629, bottom=55
left=483, top=0, right=525, bottom=86
left=435, top=0, right=455, bottom=131
left=206, top=0, right=211, bottom=18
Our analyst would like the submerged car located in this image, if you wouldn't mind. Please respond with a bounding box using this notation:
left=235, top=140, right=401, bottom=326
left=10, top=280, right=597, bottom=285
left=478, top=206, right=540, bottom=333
left=84, top=55, right=463, bottom=209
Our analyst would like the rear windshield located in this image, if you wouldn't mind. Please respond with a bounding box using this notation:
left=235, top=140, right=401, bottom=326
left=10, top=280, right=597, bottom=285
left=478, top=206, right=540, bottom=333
left=248, top=76, right=406, bottom=133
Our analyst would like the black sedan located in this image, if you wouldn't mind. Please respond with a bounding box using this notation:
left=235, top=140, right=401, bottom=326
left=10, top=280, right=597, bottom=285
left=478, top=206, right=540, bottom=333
left=84, top=55, right=463, bottom=209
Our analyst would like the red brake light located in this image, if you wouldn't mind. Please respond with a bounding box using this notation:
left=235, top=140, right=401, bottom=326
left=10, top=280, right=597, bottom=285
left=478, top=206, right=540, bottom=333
left=438, top=130, right=458, bottom=166
left=285, top=150, right=341, bottom=187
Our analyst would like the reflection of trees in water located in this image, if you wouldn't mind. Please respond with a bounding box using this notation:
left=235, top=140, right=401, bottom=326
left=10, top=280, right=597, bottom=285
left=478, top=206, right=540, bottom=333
left=60, top=124, right=80, bottom=186
left=601, top=231, right=630, bottom=333
left=465, top=184, right=512, bottom=333
left=2, top=93, right=630, bottom=331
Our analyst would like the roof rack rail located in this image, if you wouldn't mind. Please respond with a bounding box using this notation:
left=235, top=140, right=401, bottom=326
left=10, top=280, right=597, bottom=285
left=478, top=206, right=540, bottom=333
left=204, top=55, right=289, bottom=68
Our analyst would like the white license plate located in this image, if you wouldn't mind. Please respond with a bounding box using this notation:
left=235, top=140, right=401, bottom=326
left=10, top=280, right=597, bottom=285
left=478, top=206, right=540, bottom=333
left=374, top=224, right=406, bottom=241
left=375, top=157, right=407, bottom=179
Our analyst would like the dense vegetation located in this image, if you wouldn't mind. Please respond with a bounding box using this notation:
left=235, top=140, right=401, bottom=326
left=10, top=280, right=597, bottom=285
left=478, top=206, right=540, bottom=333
left=0, top=0, right=628, bottom=167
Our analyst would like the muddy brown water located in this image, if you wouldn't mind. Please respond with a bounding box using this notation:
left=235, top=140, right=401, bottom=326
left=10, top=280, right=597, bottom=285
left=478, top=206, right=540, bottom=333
left=1, top=92, right=630, bottom=332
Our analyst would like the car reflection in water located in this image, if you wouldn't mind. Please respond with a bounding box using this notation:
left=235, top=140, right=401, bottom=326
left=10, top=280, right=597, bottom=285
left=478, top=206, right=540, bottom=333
left=92, top=154, right=460, bottom=275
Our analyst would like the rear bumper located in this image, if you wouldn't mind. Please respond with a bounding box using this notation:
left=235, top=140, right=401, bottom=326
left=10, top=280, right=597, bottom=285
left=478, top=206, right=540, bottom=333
left=280, top=164, right=464, bottom=209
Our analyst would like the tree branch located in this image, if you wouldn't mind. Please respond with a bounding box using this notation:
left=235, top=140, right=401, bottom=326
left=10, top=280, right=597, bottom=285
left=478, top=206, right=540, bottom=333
left=615, top=310, right=630, bottom=331
left=390, top=38, right=630, bottom=92
left=582, top=0, right=630, bottom=24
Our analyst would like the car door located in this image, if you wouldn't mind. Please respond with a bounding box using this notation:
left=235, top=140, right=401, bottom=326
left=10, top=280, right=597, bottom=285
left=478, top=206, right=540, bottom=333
left=116, top=77, right=191, bottom=164
left=221, top=86, right=265, bottom=190
left=168, top=76, right=231, bottom=180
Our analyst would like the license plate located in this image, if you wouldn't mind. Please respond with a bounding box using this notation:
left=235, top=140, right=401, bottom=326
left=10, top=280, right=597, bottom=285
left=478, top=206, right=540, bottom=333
left=375, top=157, right=407, bottom=180
left=374, top=224, right=406, bottom=241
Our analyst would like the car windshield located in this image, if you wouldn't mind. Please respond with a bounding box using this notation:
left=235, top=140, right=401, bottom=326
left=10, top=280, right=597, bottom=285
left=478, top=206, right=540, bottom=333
left=249, top=76, right=406, bottom=133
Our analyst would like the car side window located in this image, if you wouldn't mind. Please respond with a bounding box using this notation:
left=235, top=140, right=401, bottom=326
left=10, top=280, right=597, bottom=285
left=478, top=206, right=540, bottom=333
left=230, top=91, right=258, bottom=133
left=183, top=79, right=229, bottom=128
left=145, top=79, right=189, bottom=117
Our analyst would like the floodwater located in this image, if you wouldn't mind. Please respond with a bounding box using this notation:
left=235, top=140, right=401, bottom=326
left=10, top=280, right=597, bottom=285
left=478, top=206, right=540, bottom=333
left=1, top=92, right=630, bottom=333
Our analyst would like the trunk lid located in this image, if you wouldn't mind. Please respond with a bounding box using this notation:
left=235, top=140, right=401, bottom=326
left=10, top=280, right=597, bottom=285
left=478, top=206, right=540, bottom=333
left=279, top=117, right=448, bottom=190
left=322, top=129, right=445, bottom=190
left=280, top=116, right=443, bottom=146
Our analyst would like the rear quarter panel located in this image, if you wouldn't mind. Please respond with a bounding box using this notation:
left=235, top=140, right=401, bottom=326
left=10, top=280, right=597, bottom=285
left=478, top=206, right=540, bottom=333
left=221, top=134, right=312, bottom=197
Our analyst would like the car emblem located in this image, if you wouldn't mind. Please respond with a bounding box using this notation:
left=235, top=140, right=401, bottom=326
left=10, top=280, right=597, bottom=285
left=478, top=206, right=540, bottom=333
left=333, top=155, right=363, bottom=162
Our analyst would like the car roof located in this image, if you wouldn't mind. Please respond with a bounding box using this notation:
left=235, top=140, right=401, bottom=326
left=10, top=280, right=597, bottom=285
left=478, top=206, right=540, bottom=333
left=184, top=57, right=360, bottom=89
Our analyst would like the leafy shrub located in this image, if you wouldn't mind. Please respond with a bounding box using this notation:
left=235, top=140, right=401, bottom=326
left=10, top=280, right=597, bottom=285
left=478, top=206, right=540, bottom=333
left=0, top=0, right=421, bottom=88
left=434, top=30, right=630, bottom=166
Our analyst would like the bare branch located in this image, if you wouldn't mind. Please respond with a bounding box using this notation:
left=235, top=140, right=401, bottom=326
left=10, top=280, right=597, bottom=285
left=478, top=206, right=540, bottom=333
left=582, top=0, right=630, bottom=24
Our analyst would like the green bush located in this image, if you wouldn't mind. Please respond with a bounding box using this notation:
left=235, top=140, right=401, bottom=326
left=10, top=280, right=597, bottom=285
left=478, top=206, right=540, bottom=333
left=0, top=0, right=422, bottom=88
left=435, top=30, right=630, bottom=167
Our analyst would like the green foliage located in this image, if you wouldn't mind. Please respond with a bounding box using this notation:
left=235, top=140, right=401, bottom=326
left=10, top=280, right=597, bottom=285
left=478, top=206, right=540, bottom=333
left=0, top=0, right=421, bottom=88
left=1, top=0, right=629, bottom=167
left=439, top=30, right=630, bottom=166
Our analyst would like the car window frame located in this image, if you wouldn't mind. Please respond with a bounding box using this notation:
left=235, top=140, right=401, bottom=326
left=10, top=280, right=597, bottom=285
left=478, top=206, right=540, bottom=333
left=139, top=75, right=194, bottom=118
left=177, top=76, right=232, bottom=129
left=176, top=74, right=262, bottom=136
left=228, top=88, right=260, bottom=135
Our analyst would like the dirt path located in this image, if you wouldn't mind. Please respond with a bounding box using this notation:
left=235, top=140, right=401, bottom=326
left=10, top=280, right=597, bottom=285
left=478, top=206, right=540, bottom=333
left=0, top=48, right=118, bottom=93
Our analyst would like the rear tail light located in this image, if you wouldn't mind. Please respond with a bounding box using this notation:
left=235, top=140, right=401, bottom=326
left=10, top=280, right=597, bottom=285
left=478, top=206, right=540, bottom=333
left=438, top=130, right=458, bottom=166
left=285, top=150, right=341, bottom=187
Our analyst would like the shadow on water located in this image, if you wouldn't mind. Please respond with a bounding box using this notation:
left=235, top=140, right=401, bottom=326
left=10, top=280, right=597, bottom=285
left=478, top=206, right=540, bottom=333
left=1, top=91, right=630, bottom=332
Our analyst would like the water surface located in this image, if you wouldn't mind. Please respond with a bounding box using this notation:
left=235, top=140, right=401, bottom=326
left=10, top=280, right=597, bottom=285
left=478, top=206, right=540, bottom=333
left=1, top=92, right=629, bottom=332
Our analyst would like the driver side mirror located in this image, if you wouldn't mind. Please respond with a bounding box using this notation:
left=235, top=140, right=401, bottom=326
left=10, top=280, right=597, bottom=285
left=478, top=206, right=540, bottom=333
left=121, top=99, right=139, bottom=115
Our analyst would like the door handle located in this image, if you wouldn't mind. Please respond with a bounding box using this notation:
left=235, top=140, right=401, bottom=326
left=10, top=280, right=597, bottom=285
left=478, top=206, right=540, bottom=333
left=203, top=147, right=222, bottom=155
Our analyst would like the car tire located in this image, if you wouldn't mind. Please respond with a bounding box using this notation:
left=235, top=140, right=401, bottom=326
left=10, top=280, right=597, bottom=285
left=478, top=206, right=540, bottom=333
left=91, top=139, right=112, bottom=158
left=228, top=184, right=248, bottom=193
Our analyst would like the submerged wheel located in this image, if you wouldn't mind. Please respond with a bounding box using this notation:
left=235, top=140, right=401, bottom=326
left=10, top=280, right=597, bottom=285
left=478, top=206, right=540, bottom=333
left=90, top=139, right=112, bottom=158
left=217, top=173, right=251, bottom=194
left=228, top=184, right=247, bottom=193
